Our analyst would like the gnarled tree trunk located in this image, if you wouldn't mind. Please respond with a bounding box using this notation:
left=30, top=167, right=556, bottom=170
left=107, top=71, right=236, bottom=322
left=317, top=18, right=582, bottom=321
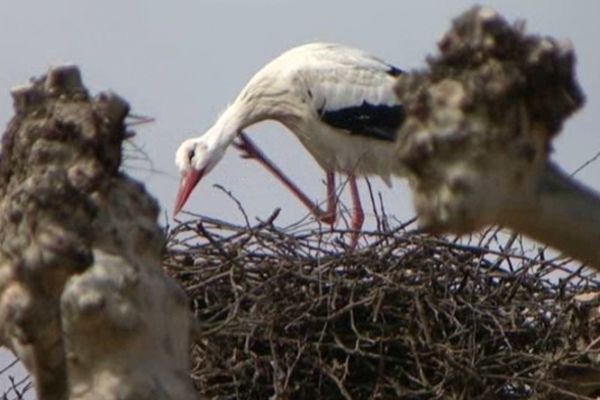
left=0, top=66, right=195, bottom=400
left=394, top=6, right=600, bottom=268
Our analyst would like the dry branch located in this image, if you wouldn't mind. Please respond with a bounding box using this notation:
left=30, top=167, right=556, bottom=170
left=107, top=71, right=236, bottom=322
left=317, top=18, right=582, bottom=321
left=0, top=67, right=195, bottom=399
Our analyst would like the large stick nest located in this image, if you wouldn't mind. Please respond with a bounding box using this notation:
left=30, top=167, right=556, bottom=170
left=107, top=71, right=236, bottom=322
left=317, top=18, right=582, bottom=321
left=165, top=205, right=600, bottom=400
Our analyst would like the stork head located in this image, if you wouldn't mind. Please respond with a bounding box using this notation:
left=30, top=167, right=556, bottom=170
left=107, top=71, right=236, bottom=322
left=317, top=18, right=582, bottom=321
left=173, top=133, right=227, bottom=215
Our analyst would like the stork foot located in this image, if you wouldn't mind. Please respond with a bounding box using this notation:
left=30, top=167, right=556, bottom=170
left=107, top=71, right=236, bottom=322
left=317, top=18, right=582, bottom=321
left=316, top=209, right=336, bottom=226
left=233, top=132, right=263, bottom=161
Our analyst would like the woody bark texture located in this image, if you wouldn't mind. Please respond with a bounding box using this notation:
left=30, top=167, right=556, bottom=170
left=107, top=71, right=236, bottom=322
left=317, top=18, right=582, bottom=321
left=395, top=7, right=600, bottom=267
left=0, top=66, right=195, bottom=400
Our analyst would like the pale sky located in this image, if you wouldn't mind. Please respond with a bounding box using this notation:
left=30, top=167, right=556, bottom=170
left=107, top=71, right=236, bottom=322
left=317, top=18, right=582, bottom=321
left=1, top=1, right=599, bottom=397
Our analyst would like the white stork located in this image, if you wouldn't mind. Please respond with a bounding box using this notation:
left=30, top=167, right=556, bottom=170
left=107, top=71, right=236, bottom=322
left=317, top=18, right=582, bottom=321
left=174, top=42, right=405, bottom=247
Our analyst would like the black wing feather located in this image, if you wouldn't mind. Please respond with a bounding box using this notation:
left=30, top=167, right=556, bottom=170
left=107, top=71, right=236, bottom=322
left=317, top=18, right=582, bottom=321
left=319, top=101, right=405, bottom=142
left=387, top=65, right=404, bottom=77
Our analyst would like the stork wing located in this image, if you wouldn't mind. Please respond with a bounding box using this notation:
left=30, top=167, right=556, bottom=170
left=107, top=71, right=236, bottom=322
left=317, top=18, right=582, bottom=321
left=306, top=57, right=405, bottom=142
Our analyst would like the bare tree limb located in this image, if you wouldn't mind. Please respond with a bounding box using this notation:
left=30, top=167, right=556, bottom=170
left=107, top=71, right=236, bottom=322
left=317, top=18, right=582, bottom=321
left=503, top=163, right=600, bottom=268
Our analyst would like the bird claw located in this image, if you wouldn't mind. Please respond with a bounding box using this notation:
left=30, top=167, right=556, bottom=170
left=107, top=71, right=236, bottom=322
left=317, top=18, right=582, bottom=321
left=234, top=133, right=262, bottom=160
left=318, top=212, right=336, bottom=226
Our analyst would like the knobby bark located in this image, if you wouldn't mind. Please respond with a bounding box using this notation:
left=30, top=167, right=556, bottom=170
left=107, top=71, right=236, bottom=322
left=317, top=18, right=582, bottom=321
left=0, top=66, right=195, bottom=399
left=394, top=6, right=600, bottom=268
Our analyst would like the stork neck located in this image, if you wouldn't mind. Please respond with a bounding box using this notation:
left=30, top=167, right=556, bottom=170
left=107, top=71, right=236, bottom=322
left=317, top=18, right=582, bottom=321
left=213, top=97, right=265, bottom=147
left=210, top=101, right=248, bottom=147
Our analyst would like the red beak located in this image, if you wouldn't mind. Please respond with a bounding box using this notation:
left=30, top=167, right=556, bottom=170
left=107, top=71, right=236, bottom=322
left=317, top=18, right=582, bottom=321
left=173, top=169, right=204, bottom=216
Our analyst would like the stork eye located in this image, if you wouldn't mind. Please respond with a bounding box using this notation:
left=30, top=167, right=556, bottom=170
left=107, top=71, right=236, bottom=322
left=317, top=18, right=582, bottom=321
left=188, top=149, right=195, bottom=162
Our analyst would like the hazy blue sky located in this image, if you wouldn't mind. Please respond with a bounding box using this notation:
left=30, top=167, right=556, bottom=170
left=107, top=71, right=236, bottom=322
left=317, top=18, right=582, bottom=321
left=1, top=1, right=599, bottom=397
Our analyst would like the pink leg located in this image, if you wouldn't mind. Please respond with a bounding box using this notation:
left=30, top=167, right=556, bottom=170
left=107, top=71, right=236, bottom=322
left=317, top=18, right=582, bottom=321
left=324, top=171, right=336, bottom=225
left=234, top=132, right=337, bottom=225
left=348, top=174, right=364, bottom=249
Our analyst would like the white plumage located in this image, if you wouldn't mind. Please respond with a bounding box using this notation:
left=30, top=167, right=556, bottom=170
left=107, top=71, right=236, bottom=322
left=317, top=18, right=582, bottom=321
left=174, top=42, right=406, bottom=247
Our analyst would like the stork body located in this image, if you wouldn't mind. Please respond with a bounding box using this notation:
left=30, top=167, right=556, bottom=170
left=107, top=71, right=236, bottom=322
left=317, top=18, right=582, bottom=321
left=175, top=43, right=406, bottom=247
